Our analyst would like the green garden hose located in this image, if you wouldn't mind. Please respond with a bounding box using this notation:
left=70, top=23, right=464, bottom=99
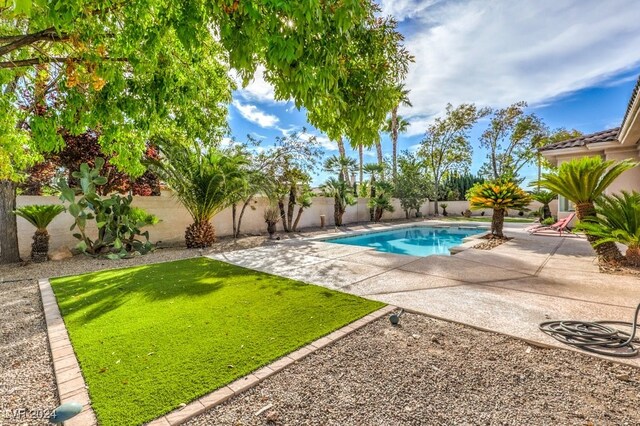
left=539, top=303, right=640, bottom=358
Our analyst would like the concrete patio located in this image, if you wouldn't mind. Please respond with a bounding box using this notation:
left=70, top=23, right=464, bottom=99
left=210, top=221, right=640, bottom=366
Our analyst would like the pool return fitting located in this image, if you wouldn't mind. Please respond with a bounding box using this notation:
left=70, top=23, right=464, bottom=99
left=539, top=303, right=640, bottom=358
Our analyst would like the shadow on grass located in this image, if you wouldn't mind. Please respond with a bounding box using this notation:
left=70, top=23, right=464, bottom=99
left=51, top=257, right=310, bottom=323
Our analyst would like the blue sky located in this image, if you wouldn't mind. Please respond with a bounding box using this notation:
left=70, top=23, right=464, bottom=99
left=225, top=0, right=640, bottom=186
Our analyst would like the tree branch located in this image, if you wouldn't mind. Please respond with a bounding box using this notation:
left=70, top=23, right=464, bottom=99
left=0, top=28, right=69, bottom=57
left=0, top=56, right=127, bottom=69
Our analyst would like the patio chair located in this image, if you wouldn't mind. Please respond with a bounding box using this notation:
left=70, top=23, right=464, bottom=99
left=529, top=213, right=576, bottom=236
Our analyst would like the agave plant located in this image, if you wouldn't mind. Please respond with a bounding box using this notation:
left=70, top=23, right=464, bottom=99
left=537, top=156, right=637, bottom=262
left=530, top=190, right=555, bottom=220
left=14, top=204, right=65, bottom=262
left=321, top=177, right=356, bottom=226
left=576, top=191, right=640, bottom=266
left=467, top=181, right=531, bottom=238
left=151, top=143, right=249, bottom=248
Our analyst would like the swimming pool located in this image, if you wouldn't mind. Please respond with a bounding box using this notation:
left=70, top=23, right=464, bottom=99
left=325, top=226, right=486, bottom=257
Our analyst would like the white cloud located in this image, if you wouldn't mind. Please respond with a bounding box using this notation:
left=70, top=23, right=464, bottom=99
left=232, top=100, right=279, bottom=128
left=231, top=66, right=280, bottom=104
left=387, top=0, right=640, bottom=136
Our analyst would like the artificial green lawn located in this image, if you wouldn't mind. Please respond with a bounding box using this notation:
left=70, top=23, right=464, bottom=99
left=50, top=258, right=383, bottom=425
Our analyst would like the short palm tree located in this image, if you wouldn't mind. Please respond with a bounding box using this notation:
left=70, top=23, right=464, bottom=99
left=321, top=177, right=356, bottom=226
left=324, top=155, right=357, bottom=184
left=368, top=181, right=395, bottom=222
left=14, top=204, right=65, bottom=262
left=467, top=181, right=531, bottom=238
left=152, top=143, right=248, bottom=248
left=530, top=190, right=556, bottom=220
left=537, top=156, right=637, bottom=262
left=576, top=191, right=640, bottom=266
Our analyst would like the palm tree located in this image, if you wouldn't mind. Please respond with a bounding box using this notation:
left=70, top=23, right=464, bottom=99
left=530, top=190, right=556, bottom=220
left=384, top=113, right=410, bottom=181
left=363, top=163, right=383, bottom=221
left=467, top=181, right=532, bottom=238
left=537, top=157, right=637, bottom=262
left=152, top=143, right=248, bottom=248
left=14, top=204, right=65, bottom=262
left=323, top=155, right=357, bottom=184
left=368, top=181, right=395, bottom=222
left=577, top=191, right=640, bottom=266
left=321, top=177, right=356, bottom=226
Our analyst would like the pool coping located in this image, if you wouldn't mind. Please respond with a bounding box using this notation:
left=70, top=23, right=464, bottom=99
left=38, top=277, right=396, bottom=426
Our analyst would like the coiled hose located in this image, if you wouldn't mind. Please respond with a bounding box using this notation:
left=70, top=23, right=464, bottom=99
left=539, top=303, right=640, bottom=357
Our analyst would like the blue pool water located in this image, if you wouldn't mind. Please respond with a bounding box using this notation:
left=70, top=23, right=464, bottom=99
left=325, top=226, right=485, bottom=257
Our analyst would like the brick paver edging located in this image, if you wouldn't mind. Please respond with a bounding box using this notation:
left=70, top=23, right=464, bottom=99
left=147, top=304, right=397, bottom=426
left=39, top=276, right=396, bottom=426
left=38, top=278, right=98, bottom=426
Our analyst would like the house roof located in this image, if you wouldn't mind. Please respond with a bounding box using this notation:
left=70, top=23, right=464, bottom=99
left=618, top=75, right=640, bottom=138
left=538, top=127, right=620, bottom=152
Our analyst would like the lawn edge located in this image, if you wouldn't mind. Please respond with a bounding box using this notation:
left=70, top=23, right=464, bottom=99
left=39, top=278, right=98, bottom=426
left=146, top=304, right=397, bottom=426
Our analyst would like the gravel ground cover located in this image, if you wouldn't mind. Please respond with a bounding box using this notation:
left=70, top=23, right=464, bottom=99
left=188, top=313, right=640, bottom=426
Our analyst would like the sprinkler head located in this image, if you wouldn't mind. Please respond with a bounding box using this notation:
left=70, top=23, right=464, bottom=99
left=389, top=313, right=400, bottom=325
left=49, top=402, right=83, bottom=424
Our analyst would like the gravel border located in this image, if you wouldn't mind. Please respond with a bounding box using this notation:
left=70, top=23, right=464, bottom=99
left=187, top=312, right=640, bottom=426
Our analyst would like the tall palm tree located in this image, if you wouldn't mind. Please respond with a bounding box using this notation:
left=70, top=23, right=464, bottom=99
left=384, top=113, right=410, bottom=181
left=323, top=155, right=357, bottom=184
left=577, top=191, right=640, bottom=266
left=388, top=86, right=412, bottom=181
left=321, top=177, right=356, bottom=226
left=537, top=156, right=637, bottom=262
left=14, top=204, right=65, bottom=262
left=152, top=143, right=248, bottom=248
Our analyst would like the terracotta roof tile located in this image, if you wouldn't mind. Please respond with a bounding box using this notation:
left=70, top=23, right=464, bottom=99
left=538, top=128, right=619, bottom=152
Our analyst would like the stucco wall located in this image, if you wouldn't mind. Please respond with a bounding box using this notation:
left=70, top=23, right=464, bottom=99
left=15, top=193, right=432, bottom=257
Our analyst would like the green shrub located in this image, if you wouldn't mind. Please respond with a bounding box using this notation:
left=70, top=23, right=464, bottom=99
left=541, top=217, right=555, bottom=226
left=128, top=207, right=159, bottom=226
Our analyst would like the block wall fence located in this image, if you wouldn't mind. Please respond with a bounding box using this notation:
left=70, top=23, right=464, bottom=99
left=15, top=191, right=557, bottom=257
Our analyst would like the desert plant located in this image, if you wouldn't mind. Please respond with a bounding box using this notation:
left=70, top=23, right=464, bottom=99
left=537, top=156, right=637, bottom=262
left=263, top=205, right=281, bottom=238
left=14, top=204, right=65, bottom=262
left=463, top=209, right=472, bottom=218
left=128, top=207, right=159, bottom=227
left=576, top=191, right=640, bottom=266
left=530, top=190, right=555, bottom=220
left=467, top=181, right=532, bottom=237
left=151, top=143, right=248, bottom=248
left=58, top=158, right=155, bottom=258
left=440, top=203, right=448, bottom=216
left=321, top=177, right=356, bottom=226
left=368, top=181, right=395, bottom=222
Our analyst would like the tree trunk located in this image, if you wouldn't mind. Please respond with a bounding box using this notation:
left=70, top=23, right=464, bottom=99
left=31, top=229, right=50, bottom=263
left=0, top=180, right=21, bottom=264
left=231, top=204, right=237, bottom=238
left=626, top=247, right=640, bottom=267
left=286, top=186, right=296, bottom=232
left=334, top=199, right=342, bottom=226
left=369, top=177, right=376, bottom=222
left=292, top=207, right=304, bottom=232
left=185, top=220, right=216, bottom=248
left=337, top=136, right=349, bottom=183
left=278, top=198, right=289, bottom=232
left=375, top=140, right=384, bottom=180
left=358, top=144, right=364, bottom=187
left=491, top=208, right=505, bottom=238
left=391, top=106, right=398, bottom=181
left=405, top=209, right=409, bottom=219
left=542, top=203, right=552, bottom=220
left=433, top=181, right=439, bottom=216
left=575, top=202, right=623, bottom=262
left=235, top=196, right=252, bottom=238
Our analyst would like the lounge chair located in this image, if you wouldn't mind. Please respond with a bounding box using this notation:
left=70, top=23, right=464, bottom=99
left=529, top=213, right=575, bottom=236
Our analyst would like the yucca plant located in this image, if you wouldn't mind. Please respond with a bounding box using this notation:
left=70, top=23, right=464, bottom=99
left=321, top=177, right=357, bottom=226
left=537, top=157, right=637, bottom=262
left=14, top=204, right=65, bottom=262
left=263, top=205, right=281, bottom=238
left=467, top=181, right=531, bottom=238
left=576, top=191, right=640, bottom=266
left=530, top=190, right=555, bottom=220
left=151, top=143, right=248, bottom=248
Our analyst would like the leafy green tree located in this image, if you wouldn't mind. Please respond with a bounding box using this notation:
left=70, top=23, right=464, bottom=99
left=419, top=103, right=489, bottom=214
left=14, top=204, right=64, bottom=262
left=576, top=191, right=640, bottom=266
left=534, top=128, right=583, bottom=189
left=394, top=151, right=429, bottom=218
left=321, top=178, right=356, bottom=227
left=363, top=163, right=384, bottom=221
left=467, top=181, right=532, bottom=238
left=151, top=143, right=248, bottom=248
left=0, top=1, right=411, bottom=263
left=441, top=173, right=483, bottom=201
left=479, top=102, right=546, bottom=181
left=537, top=157, right=637, bottom=262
